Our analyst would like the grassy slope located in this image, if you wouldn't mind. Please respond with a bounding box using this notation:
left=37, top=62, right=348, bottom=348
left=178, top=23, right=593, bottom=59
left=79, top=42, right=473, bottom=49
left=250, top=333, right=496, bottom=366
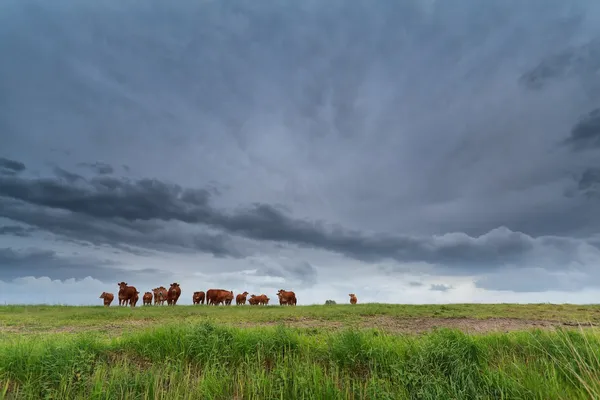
left=2, top=304, right=600, bottom=399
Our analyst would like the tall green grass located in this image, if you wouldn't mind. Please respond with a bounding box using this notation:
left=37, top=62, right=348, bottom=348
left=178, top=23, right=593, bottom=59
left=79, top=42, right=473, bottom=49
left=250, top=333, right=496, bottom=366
left=1, top=322, right=600, bottom=399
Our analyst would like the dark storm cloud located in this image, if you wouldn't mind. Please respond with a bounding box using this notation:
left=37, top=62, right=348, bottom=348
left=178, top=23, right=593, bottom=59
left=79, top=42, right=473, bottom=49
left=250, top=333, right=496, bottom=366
left=0, top=225, right=34, bottom=237
left=2, top=0, right=600, bottom=297
left=519, top=38, right=600, bottom=91
left=0, top=247, right=166, bottom=282
left=0, top=157, right=25, bottom=175
left=1, top=163, right=596, bottom=271
left=78, top=162, right=114, bottom=175
left=0, top=198, right=241, bottom=257
left=430, top=284, right=452, bottom=292
left=578, top=168, right=600, bottom=197
left=564, top=109, right=600, bottom=151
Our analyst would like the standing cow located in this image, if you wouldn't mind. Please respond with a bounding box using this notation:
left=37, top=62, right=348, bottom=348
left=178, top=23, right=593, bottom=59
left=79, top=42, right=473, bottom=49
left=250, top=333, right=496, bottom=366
left=349, top=293, right=358, bottom=305
left=99, top=292, right=114, bottom=307
left=193, top=291, right=205, bottom=305
left=224, top=291, right=234, bottom=305
left=167, top=283, right=181, bottom=305
left=143, top=292, right=153, bottom=305
left=153, top=287, right=167, bottom=305
left=206, top=289, right=230, bottom=305
left=236, top=291, right=249, bottom=305
left=118, top=282, right=138, bottom=308
left=277, top=289, right=297, bottom=306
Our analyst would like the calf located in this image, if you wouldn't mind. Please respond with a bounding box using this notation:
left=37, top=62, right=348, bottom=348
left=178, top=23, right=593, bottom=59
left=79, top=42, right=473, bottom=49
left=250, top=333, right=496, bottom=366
left=193, top=291, right=205, bottom=305
left=99, top=292, right=114, bottom=307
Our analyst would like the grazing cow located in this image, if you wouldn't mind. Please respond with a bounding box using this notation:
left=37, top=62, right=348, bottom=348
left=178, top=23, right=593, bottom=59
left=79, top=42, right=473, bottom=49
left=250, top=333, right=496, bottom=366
left=143, top=292, right=153, bottom=305
left=206, top=289, right=230, bottom=305
left=153, top=287, right=168, bottom=305
left=277, top=289, right=297, bottom=306
left=193, top=291, right=206, bottom=305
left=118, top=282, right=138, bottom=308
left=236, top=291, right=249, bottom=305
left=248, top=295, right=259, bottom=306
left=167, top=283, right=181, bottom=305
left=99, top=292, right=114, bottom=307
left=349, top=293, right=358, bottom=305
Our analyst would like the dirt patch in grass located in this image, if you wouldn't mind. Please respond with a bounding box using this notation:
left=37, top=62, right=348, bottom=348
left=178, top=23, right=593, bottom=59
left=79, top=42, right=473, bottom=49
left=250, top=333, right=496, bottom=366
left=1, top=316, right=595, bottom=336
left=235, top=316, right=594, bottom=334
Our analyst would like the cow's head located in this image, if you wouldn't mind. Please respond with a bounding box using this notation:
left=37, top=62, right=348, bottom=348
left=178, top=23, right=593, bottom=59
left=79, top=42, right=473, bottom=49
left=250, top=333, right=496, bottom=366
left=241, top=291, right=249, bottom=296
left=118, top=282, right=128, bottom=289
left=349, top=293, right=355, bottom=297
left=170, top=283, right=180, bottom=288
left=145, top=292, right=152, bottom=295
left=99, top=292, right=106, bottom=298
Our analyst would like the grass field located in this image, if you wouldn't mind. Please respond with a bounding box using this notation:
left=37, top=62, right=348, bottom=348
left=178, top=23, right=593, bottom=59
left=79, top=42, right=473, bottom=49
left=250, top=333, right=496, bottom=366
left=1, top=303, right=600, bottom=399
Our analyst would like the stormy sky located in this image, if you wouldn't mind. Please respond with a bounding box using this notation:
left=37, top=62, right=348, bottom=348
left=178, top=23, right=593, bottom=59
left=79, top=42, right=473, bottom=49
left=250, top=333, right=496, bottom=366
left=2, top=0, right=600, bottom=305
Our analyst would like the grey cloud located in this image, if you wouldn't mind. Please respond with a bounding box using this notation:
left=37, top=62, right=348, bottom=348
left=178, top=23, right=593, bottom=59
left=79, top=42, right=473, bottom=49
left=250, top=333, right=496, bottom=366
left=0, top=247, right=166, bottom=282
left=430, top=284, right=452, bottom=292
left=0, top=199, right=242, bottom=258
left=250, top=259, right=318, bottom=288
left=0, top=157, right=26, bottom=175
left=519, top=38, right=600, bottom=91
left=578, top=168, right=600, bottom=197
left=53, top=167, right=84, bottom=183
left=1, top=164, right=598, bottom=271
left=2, top=0, right=600, bottom=295
left=0, top=225, right=34, bottom=237
left=564, top=109, right=600, bottom=151
left=409, top=281, right=424, bottom=287
left=78, top=162, right=114, bottom=175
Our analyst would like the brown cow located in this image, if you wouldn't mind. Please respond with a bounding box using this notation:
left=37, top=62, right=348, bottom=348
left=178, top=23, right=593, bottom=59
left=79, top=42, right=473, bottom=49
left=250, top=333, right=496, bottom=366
left=254, top=294, right=269, bottom=305
left=236, top=291, right=249, bottom=305
left=248, top=295, right=259, bottom=305
left=153, top=286, right=168, bottom=305
left=167, top=283, right=181, bottom=305
left=118, top=282, right=138, bottom=307
left=277, top=289, right=297, bottom=306
left=118, top=286, right=128, bottom=306
left=224, top=291, right=234, bottom=305
left=206, top=289, right=230, bottom=305
left=99, top=292, right=114, bottom=307
left=349, top=293, right=357, bottom=305
left=193, top=291, right=205, bottom=305
left=211, top=290, right=233, bottom=305
left=133, top=291, right=140, bottom=307
left=143, top=292, right=153, bottom=305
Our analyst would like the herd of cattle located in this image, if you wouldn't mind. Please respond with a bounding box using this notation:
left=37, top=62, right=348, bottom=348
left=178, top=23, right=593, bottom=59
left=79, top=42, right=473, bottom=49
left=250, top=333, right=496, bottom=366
left=99, top=282, right=358, bottom=307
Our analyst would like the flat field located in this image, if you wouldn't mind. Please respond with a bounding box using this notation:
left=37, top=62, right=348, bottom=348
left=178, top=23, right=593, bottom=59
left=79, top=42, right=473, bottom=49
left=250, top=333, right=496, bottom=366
left=1, top=303, right=600, bottom=399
